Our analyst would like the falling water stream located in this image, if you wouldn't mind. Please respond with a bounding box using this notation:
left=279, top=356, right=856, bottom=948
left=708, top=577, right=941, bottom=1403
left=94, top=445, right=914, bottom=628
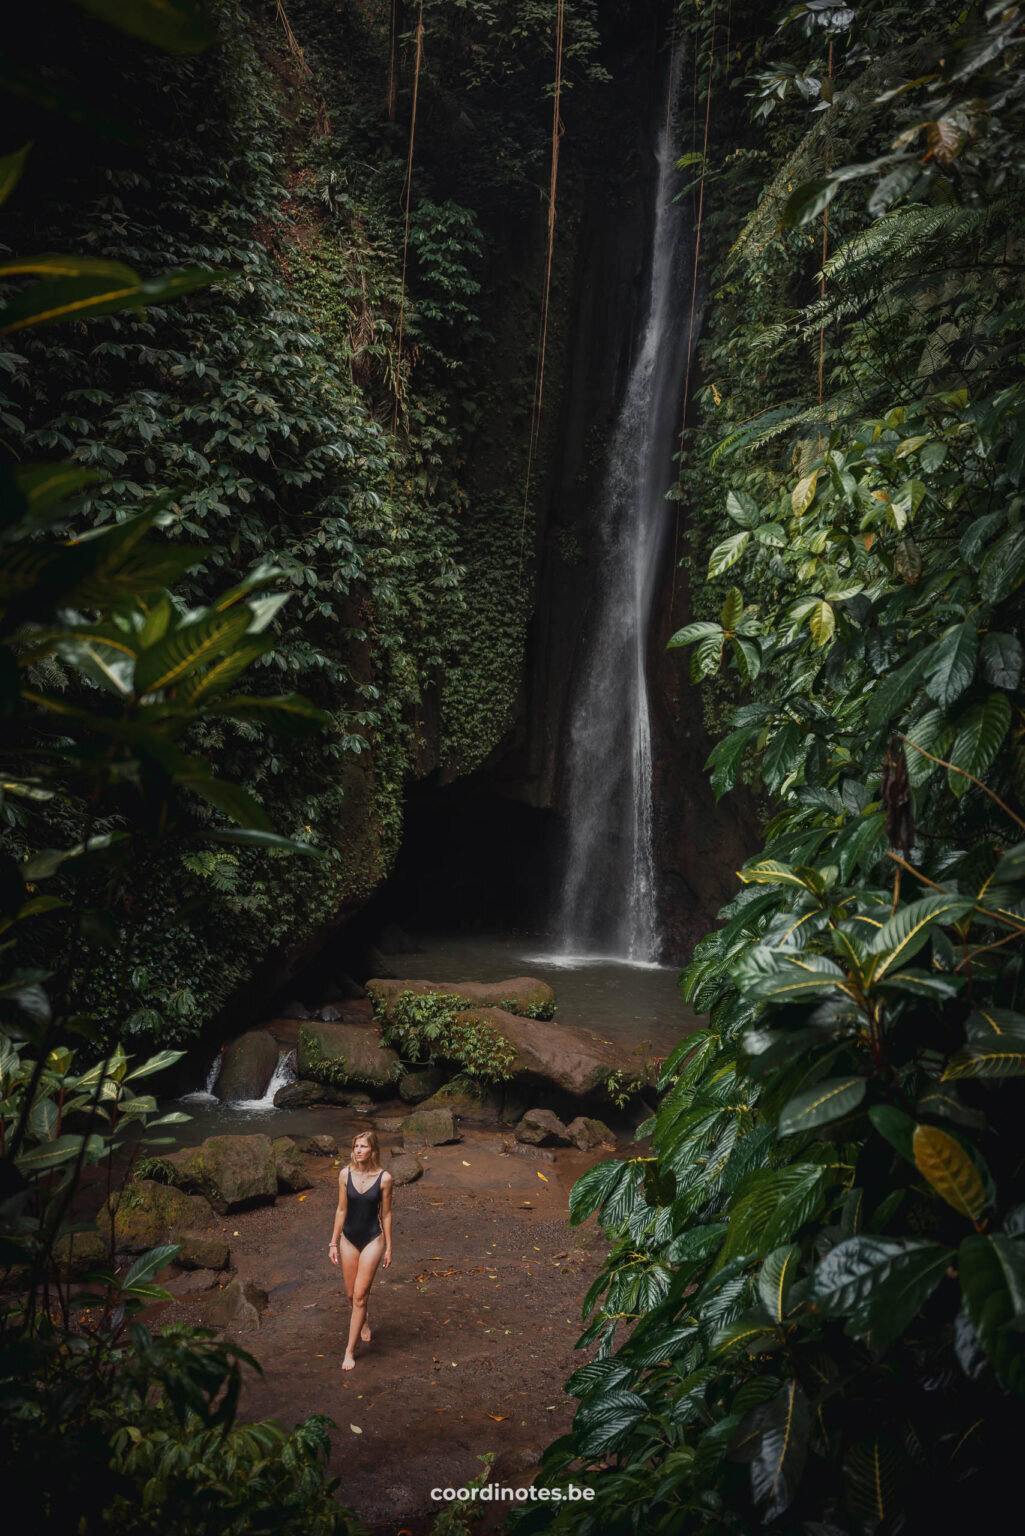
left=555, top=68, right=689, bottom=966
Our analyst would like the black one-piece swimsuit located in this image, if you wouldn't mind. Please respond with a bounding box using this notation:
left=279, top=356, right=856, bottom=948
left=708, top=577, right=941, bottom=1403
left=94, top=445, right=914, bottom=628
left=342, top=1168, right=383, bottom=1252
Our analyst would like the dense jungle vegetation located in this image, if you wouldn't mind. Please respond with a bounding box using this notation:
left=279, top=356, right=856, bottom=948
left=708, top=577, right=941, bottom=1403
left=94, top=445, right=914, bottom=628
left=526, top=1, right=1025, bottom=1532
left=3, top=0, right=1025, bottom=1531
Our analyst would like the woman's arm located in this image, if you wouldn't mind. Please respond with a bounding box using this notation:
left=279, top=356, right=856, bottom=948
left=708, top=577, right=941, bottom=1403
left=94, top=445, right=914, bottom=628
left=329, top=1169, right=348, bottom=1266
left=381, top=1171, right=393, bottom=1267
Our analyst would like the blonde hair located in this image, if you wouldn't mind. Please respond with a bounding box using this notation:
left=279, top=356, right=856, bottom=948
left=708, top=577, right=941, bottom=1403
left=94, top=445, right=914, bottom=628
left=349, top=1129, right=381, bottom=1172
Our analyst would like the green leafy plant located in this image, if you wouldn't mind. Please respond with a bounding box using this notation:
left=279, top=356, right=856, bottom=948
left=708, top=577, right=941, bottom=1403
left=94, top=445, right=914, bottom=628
left=380, top=990, right=516, bottom=1084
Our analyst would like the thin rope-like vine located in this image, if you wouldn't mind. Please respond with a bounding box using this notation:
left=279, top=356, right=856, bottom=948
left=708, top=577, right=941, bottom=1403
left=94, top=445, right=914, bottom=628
left=393, top=0, right=425, bottom=438
left=818, top=40, right=834, bottom=406
left=519, top=0, right=566, bottom=579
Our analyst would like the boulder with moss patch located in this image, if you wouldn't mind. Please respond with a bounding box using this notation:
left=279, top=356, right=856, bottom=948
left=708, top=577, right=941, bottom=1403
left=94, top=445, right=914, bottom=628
left=367, top=977, right=556, bottom=1021
left=168, top=1134, right=278, bottom=1214
left=297, top=1021, right=399, bottom=1089
left=397, top=1107, right=461, bottom=1145
left=215, top=1029, right=279, bottom=1102
left=271, top=1135, right=314, bottom=1193
left=105, top=1180, right=213, bottom=1253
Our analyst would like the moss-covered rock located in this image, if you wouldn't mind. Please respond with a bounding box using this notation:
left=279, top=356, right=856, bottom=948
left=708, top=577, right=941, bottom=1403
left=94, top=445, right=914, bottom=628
left=418, top=1078, right=503, bottom=1124
left=272, top=1135, right=314, bottom=1193
left=168, top=1134, right=278, bottom=1214
left=53, top=1230, right=107, bottom=1277
left=449, top=1007, right=650, bottom=1101
left=397, top=1065, right=448, bottom=1103
left=177, top=1232, right=231, bottom=1271
left=367, top=977, right=556, bottom=1021
left=515, top=1109, right=571, bottom=1146
left=566, top=1115, right=615, bottom=1151
left=105, top=1180, right=213, bottom=1253
left=297, top=1021, right=399, bottom=1088
left=215, top=1029, right=279, bottom=1102
left=397, top=1107, right=461, bottom=1145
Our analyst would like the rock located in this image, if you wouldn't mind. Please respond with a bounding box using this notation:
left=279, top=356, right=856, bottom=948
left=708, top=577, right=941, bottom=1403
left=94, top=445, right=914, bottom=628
left=377, top=922, right=420, bottom=955
left=165, top=1269, right=218, bottom=1297
left=272, top=1079, right=358, bottom=1108
left=502, top=1140, right=556, bottom=1163
left=453, top=1008, right=648, bottom=1101
left=515, top=1108, right=571, bottom=1147
left=346, top=1093, right=374, bottom=1111
left=386, top=1151, right=423, bottom=1185
left=168, top=1134, right=278, bottom=1214
left=367, top=976, right=555, bottom=1021
left=491, top=1447, right=541, bottom=1487
left=177, top=1232, right=230, bottom=1270
left=377, top=1116, right=405, bottom=1133
left=397, top=1065, right=448, bottom=1104
left=53, top=1230, right=107, bottom=1277
left=198, top=1276, right=268, bottom=1332
left=418, top=1078, right=503, bottom=1124
left=215, top=1029, right=279, bottom=1102
left=279, top=1000, right=311, bottom=1020
left=566, top=1115, right=616, bottom=1151
left=397, top=1107, right=461, bottom=1145
left=365, top=946, right=395, bottom=979
left=318, top=1004, right=342, bottom=1022
left=328, top=975, right=367, bottom=1001
left=105, top=1180, right=213, bottom=1253
left=272, top=1136, right=314, bottom=1193
left=295, top=1134, right=338, bottom=1156
left=297, top=1020, right=399, bottom=1089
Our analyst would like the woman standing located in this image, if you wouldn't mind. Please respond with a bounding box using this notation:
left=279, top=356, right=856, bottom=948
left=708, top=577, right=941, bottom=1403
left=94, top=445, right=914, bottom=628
left=328, top=1130, right=393, bottom=1370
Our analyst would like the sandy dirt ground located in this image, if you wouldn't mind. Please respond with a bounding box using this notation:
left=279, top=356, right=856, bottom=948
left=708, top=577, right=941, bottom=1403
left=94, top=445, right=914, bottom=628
left=150, top=1127, right=619, bottom=1535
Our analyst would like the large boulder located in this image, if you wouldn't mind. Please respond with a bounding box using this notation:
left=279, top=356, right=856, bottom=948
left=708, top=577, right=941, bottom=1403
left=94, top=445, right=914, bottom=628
left=566, top=1115, right=615, bottom=1151
left=387, top=1150, right=423, bottom=1186
left=199, top=1276, right=268, bottom=1332
left=215, top=1029, right=279, bottom=1102
left=53, top=1230, right=107, bottom=1277
left=397, top=1065, right=448, bottom=1104
left=168, top=1134, right=278, bottom=1214
left=368, top=977, right=556, bottom=1021
left=105, top=1180, right=212, bottom=1253
left=272, top=1136, right=314, bottom=1193
left=515, top=1108, right=571, bottom=1146
left=418, top=1079, right=503, bottom=1124
left=177, top=1232, right=230, bottom=1270
left=294, top=1134, right=338, bottom=1156
left=451, top=1008, right=650, bottom=1101
left=272, top=1078, right=358, bottom=1108
left=397, top=1107, right=461, bottom=1145
left=297, top=1021, right=399, bottom=1089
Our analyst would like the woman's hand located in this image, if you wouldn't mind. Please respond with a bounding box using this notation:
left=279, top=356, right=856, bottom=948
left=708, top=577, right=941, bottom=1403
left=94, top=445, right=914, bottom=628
left=383, top=1247, right=392, bottom=1269
left=328, top=1241, right=339, bottom=1266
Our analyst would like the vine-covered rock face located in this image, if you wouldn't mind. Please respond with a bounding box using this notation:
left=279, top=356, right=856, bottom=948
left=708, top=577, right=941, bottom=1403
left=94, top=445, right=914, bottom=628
left=214, top=1030, right=279, bottom=1102
left=297, top=1021, right=400, bottom=1088
left=168, top=1135, right=278, bottom=1215
left=367, top=977, right=557, bottom=1020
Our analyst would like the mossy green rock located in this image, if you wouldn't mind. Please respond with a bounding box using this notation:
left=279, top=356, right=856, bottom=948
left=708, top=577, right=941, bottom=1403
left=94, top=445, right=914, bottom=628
left=168, top=1134, right=278, bottom=1214
left=566, top=1116, right=615, bottom=1151
left=215, top=1028, right=279, bottom=1102
left=397, top=1065, right=448, bottom=1103
left=53, top=1230, right=107, bottom=1276
left=178, top=1232, right=230, bottom=1271
left=272, top=1135, right=314, bottom=1193
left=515, top=1108, right=571, bottom=1146
left=368, top=977, right=556, bottom=1021
left=397, top=1107, right=461, bottom=1145
left=450, top=1008, right=648, bottom=1100
left=105, top=1180, right=212, bottom=1253
left=297, top=1021, right=399, bottom=1088
left=418, top=1079, right=503, bottom=1124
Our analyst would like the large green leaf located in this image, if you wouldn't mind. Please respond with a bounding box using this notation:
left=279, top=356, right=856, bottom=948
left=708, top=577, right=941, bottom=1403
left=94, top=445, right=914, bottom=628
left=708, top=531, right=751, bottom=577
left=869, top=895, right=974, bottom=977
left=866, top=648, right=929, bottom=729
left=946, top=691, right=1011, bottom=796
left=705, top=726, right=759, bottom=798
left=135, top=606, right=253, bottom=695
left=0, top=266, right=219, bottom=335
left=959, top=1233, right=1025, bottom=1393
left=757, top=1244, right=802, bottom=1323
left=668, top=620, right=722, bottom=649
left=569, top=1159, right=631, bottom=1226
left=0, top=144, right=30, bottom=207
left=979, top=527, right=1025, bottom=602
left=719, top=1165, right=829, bottom=1269
left=813, top=1235, right=950, bottom=1348
left=924, top=623, right=978, bottom=707
left=208, top=694, right=332, bottom=737
left=778, top=1076, right=866, bottom=1137
left=981, top=631, right=1024, bottom=689
left=748, top=1379, right=810, bottom=1519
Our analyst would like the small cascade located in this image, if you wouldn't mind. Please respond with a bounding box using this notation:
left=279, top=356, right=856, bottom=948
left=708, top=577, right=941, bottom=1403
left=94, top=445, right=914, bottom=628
left=180, top=1052, right=222, bottom=1104
left=228, top=1048, right=297, bottom=1112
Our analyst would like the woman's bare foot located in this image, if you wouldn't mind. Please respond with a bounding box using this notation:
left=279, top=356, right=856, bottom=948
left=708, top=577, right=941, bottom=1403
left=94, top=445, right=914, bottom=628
left=360, top=1320, right=372, bottom=1343
left=342, top=1352, right=356, bottom=1371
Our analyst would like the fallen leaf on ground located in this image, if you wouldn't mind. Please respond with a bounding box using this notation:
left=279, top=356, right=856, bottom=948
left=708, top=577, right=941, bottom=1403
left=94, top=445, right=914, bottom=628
left=350, top=1424, right=362, bottom=1434
left=537, top=1172, right=548, bottom=1182
left=461, top=1160, right=471, bottom=1166
left=487, top=1414, right=509, bottom=1421
left=519, top=1202, right=532, bottom=1209
left=297, top=1195, right=308, bottom=1201
left=429, top=1201, right=445, bottom=1207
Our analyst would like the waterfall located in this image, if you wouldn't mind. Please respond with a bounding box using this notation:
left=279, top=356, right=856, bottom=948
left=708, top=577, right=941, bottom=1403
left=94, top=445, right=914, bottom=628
left=180, top=1052, right=222, bottom=1104
left=228, top=1048, right=297, bottom=1111
left=555, top=68, right=688, bottom=966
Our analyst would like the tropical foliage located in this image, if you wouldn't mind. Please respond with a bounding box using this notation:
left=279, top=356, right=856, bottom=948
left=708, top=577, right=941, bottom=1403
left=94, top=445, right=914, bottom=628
left=522, top=2, right=1025, bottom=1530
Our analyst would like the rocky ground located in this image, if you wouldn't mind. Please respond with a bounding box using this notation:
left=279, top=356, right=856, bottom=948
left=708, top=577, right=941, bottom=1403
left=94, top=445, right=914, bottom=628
left=142, top=1125, right=621, bottom=1536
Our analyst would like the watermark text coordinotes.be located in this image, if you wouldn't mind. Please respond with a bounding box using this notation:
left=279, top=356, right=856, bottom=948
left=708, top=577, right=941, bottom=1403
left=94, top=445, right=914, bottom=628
left=431, top=1484, right=595, bottom=1504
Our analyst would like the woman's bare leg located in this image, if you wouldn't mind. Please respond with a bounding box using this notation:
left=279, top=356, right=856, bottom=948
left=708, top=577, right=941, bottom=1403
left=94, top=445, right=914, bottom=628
left=339, top=1236, right=360, bottom=1366
left=342, top=1233, right=385, bottom=1369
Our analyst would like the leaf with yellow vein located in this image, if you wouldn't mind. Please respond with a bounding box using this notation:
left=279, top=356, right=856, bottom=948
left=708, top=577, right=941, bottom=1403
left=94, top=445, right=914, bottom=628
left=913, top=1125, right=986, bottom=1220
